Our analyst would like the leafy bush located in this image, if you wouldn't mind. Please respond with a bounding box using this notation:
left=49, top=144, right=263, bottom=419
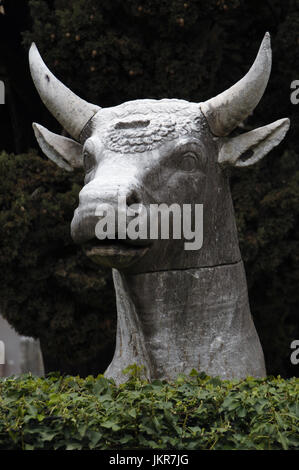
left=0, top=370, right=298, bottom=450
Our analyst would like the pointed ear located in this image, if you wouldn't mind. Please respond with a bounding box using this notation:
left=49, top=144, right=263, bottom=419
left=32, top=123, right=83, bottom=172
left=218, top=118, right=290, bottom=168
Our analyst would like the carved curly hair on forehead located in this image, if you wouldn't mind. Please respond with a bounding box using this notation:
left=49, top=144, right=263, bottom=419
left=103, top=115, right=203, bottom=153
left=85, top=99, right=206, bottom=153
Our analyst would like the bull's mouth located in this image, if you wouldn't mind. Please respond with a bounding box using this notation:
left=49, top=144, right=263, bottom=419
left=82, top=238, right=150, bottom=269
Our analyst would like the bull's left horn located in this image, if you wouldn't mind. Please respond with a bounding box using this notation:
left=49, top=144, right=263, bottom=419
left=200, top=32, right=272, bottom=136
left=29, top=43, right=100, bottom=141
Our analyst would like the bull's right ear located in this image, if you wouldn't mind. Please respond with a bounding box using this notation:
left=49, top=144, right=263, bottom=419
left=32, top=123, right=83, bottom=172
left=218, top=118, right=290, bottom=168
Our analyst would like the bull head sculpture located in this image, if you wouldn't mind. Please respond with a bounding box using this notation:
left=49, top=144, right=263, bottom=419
left=29, top=33, right=290, bottom=382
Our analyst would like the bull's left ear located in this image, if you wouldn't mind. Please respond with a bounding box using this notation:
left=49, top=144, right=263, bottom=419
left=33, top=123, right=83, bottom=172
left=218, top=118, right=290, bottom=168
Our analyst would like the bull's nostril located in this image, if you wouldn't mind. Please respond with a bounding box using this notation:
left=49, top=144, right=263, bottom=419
left=126, top=190, right=140, bottom=207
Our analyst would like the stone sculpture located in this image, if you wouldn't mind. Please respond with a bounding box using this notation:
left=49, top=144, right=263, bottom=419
left=29, top=33, right=289, bottom=384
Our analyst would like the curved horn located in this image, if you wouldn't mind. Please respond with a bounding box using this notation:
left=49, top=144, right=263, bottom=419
left=200, top=32, right=272, bottom=136
left=29, top=43, right=100, bottom=141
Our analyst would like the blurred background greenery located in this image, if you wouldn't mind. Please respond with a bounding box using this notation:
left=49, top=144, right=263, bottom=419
left=0, top=0, right=298, bottom=377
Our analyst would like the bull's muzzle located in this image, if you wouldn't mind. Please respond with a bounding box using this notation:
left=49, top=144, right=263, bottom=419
left=70, top=184, right=148, bottom=246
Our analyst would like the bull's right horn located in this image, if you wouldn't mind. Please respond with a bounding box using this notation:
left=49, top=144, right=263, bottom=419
left=200, top=32, right=272, bottom=137
left=29, top=43, right=100, bottom=141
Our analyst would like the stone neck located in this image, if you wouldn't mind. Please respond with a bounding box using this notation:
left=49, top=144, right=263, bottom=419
left=105, top=261, right=266, bottom=384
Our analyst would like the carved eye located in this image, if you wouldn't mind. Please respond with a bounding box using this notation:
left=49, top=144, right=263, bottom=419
left=83, top=150, right=95, bottom=173
left=181, top=152, right=198, bottom=172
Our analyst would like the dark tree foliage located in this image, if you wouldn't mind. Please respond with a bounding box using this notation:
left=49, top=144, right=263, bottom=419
left=0, top=0, right=298, bottom=377
left=0, top=150, right=116, bottom=375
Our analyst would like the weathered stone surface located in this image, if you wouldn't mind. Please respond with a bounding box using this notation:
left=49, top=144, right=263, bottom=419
left=106, top=262, right=266, bottom=384
left=200, top=32, right=272, bottom=137
left=0, top=315, right=44, bottom=377
left=29, top=42, right=99, bottom=141
left=29, top=33, right=290, bottom=383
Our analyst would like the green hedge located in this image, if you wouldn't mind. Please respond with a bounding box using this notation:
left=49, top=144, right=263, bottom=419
left=0, top=369, right=298, bottom=450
